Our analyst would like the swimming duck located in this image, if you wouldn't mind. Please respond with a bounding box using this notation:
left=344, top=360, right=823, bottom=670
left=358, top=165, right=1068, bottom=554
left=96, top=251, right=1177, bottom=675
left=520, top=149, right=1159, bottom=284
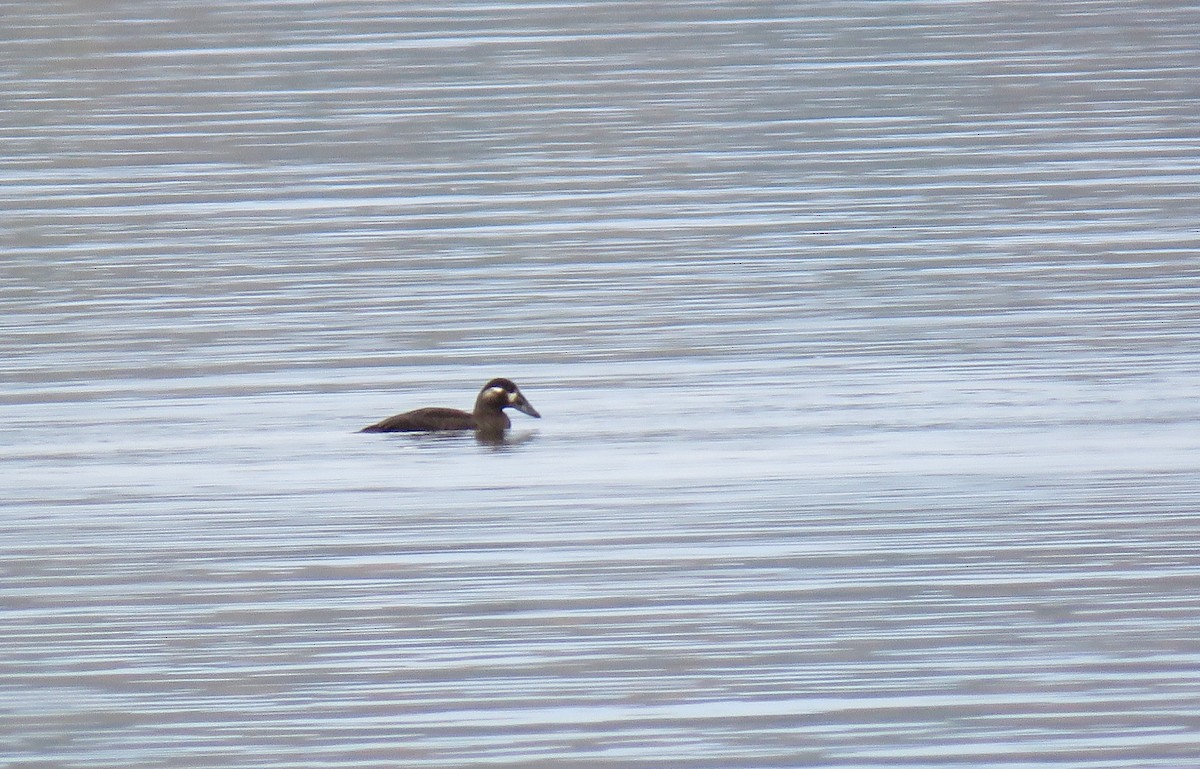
left=359, top=378, right=541, bottom=435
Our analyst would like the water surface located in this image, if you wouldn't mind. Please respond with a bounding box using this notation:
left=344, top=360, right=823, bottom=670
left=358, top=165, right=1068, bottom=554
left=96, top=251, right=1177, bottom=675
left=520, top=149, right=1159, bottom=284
left=3, top=2, right=1200, bottom=767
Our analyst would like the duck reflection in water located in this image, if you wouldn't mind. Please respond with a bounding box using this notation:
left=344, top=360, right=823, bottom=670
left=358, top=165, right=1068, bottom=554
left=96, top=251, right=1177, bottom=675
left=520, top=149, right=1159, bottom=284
left=359, top=378, right=541, bottom=443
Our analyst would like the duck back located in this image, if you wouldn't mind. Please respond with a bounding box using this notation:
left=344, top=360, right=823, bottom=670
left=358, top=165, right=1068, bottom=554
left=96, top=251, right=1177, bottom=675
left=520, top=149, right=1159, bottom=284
left=359, top=407, right=476, bottom=433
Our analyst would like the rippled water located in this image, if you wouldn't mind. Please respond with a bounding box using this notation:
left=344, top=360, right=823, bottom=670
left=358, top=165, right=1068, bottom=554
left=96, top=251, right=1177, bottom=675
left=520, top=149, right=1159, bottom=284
left=3, top=2, right=1200, bottom=767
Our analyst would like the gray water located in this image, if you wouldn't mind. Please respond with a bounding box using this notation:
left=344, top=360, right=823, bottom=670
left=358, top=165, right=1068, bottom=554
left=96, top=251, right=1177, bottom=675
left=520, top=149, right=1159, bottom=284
left=3, top=2, right=1200, bottom=767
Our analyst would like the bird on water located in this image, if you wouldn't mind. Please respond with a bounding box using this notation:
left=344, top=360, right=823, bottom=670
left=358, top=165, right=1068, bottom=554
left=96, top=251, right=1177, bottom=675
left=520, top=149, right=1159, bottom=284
left=359, top=378, right=540, bottom=437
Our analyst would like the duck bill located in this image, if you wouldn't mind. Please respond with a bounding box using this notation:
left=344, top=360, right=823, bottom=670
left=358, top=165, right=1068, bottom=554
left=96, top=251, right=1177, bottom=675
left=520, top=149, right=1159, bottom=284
left=511, top=392, right=541, bottom=418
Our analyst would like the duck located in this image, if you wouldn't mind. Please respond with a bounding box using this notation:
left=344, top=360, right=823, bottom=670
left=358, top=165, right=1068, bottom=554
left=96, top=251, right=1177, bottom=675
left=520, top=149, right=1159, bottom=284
left=359, top=378, right=540, bottom=436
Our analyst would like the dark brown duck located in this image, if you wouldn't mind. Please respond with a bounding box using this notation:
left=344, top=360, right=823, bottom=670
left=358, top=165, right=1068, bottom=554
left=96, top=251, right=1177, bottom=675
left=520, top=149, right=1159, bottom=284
left=359, top=378, right=540, bottom=435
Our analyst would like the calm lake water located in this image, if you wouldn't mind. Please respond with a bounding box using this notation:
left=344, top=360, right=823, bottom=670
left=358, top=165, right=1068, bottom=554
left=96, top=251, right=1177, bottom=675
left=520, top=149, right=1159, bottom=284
left=3, top=2, right=1200, bottom=767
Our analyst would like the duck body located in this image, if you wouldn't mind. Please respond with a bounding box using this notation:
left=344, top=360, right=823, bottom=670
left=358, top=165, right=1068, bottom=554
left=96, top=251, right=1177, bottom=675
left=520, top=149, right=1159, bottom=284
left=360, top=378, right=540, bottom=436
